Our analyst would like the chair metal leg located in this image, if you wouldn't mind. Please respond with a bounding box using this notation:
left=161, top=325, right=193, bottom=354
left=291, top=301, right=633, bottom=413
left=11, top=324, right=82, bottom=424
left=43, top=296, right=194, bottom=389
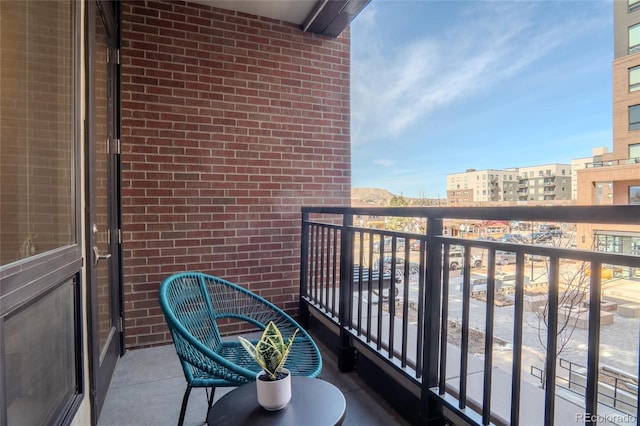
left=178, top=385, right=192, bottom=426
left=205, top=387, right=217, bottom=423
left=207, top=387, right=216, bottom=408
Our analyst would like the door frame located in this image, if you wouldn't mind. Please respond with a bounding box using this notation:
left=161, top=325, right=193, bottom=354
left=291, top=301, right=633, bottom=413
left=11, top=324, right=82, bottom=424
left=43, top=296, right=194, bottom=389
left=85, top=0, right=123, bottom=423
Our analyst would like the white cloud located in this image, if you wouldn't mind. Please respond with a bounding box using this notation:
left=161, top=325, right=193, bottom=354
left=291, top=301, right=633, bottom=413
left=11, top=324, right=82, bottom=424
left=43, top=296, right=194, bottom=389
left=351, top=2, right=607, bottom=147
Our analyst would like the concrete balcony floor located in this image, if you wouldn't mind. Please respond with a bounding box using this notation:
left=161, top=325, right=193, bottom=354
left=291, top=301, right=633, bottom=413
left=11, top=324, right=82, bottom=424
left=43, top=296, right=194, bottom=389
left=98, top=336, right=411, bottom=426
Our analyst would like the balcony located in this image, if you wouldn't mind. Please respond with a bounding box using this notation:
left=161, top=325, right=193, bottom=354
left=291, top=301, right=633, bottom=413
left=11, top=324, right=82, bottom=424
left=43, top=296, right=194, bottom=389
left=586, top=158, right=640, bottom=168
left=300, top=206, right=640, bottom=425
left=97, top=205, right=640, bottom=426
left=98, top=337, right=409, bottom=426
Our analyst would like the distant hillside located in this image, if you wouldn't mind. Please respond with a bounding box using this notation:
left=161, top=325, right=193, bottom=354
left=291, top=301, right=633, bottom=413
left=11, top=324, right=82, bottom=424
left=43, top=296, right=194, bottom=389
left=351, top=188, right=445, bottom=207
left=351, top=188, right=395, bottom=207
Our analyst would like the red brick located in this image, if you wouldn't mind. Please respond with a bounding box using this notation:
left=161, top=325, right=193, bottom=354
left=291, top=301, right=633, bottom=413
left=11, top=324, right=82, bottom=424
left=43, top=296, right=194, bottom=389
left=121, top=0, right=350, bottom=349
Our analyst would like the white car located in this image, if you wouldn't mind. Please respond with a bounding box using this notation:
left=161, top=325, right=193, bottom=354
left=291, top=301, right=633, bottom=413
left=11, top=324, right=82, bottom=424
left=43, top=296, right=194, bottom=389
left=448, top=251, right=483, bottom=270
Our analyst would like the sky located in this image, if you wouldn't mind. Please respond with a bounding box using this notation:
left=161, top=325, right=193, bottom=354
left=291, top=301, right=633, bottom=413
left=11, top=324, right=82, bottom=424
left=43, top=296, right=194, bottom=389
left=350, top=0, right=614, bottom=199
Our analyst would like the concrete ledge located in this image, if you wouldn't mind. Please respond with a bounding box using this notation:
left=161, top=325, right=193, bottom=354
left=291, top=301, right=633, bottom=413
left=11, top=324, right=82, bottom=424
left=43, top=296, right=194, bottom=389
left=554, top=307, right=614, bottom=330
left=618, top=303, right=640, bottom=318
left=523, top=294, right=548, bottom=312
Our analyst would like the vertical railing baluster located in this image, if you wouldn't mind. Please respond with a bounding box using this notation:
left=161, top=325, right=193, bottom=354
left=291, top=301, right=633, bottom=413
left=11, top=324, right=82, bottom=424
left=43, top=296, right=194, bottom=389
left=416, top=239, right=426, bottom=379
left=377, top=234, right=384, bottom=351
left=356, top=233, right=364, bottom=335
left=482, top=249, right=496, bottom=425
left=439, top=244, right=450, bottom=393
left=459, top=248, right=471, bottom=409
left=511, top=252, right=525, bottom=426
left=299, top=210, right=310, bottom=324
left=401, top=243, right=410, bottom=367
left=366, top=232, right=374, bottom=343
left=338, top=212, right=355, bottom=372
left=331, top=227, right=338, bottom=316
left=313, top=224, right=320, bottom=303
left=320, top=225, right=326, bottom=307
left=544, top=257, right=560, bottom=426
left=585, top=261, right=602, bottom=424
left=388, top=236, right=396, bottom=358
left=421, top=217, right=444, bottom=422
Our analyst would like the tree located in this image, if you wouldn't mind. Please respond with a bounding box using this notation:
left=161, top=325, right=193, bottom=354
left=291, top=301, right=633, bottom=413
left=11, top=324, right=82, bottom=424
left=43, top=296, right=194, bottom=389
left=524, top=230, right=610, bottom=389
left=386, top=195, right=410, bottom=231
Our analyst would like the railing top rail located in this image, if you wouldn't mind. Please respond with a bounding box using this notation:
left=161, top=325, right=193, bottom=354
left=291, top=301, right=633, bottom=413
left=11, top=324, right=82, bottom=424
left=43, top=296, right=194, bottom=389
left=302, top=205, right=640, bottom=224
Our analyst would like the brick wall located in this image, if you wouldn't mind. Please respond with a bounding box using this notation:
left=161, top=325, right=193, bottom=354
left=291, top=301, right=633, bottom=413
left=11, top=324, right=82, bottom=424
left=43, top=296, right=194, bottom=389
left=120, top=1, right=351, bottom=347
left=612, top=55, right=640, bottom=160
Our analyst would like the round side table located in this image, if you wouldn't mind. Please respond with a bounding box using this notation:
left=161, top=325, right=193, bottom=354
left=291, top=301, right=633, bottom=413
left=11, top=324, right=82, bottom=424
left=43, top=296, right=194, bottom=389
left=207, top=376, right=346, bottom=426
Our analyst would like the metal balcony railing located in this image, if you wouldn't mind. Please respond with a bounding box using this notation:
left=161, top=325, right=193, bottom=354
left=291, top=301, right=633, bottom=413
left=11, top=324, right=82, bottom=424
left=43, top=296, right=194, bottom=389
left=585, top=158, right=640, bottom=168
left=300, top=206, right=640, bottom=426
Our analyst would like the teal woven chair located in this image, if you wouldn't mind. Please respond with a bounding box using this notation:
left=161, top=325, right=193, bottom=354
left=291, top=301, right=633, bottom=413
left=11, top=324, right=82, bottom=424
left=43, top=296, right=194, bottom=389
left=159, top=272, right=322, bottom=425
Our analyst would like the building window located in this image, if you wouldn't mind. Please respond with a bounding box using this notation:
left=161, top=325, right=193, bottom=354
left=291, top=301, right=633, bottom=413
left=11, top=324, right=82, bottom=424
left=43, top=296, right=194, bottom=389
left=1, top=1, right=76, bottom=265
left=630, top=143, right=640, bottom=161
left=630, top=105, right=640, bottom=130
left=4, top=279, right=79, bottom=425
left=631, top=66, right=640, bottom=92
left=630, top=24, right=640, bottom=54
left=631, top=0, right=640, bottom=13
left=1, top=2, right=83, bottom=424
left=630, top=186, right=640, bottom=205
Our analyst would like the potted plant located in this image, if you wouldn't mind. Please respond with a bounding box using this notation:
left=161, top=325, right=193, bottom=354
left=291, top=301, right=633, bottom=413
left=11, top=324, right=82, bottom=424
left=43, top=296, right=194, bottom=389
left=238, top=321, right=298, bottom=410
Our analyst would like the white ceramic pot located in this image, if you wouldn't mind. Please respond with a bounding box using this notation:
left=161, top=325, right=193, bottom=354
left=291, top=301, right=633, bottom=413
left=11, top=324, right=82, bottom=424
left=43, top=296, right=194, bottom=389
left=255, top=368, right=291, bottom=411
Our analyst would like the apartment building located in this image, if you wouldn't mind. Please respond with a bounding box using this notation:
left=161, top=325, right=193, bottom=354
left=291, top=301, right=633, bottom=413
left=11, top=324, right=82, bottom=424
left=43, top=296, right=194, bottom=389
left=516, top=164, right=572, bottom=202
left=446, top=164, right=571, bottom=205
left=571, top=148, right=609, bottom=200
left=446, top=169, right=518, bottom=204
left=576, top=1, right=640, bottom=256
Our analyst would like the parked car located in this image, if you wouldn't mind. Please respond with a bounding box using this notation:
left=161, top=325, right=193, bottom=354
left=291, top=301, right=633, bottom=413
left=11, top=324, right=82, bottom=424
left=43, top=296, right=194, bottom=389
left=540, top=225, right=563, bottom=236
left=466, top=276, right=502, bottom=293
left=373, top=237, right=405, bottom=252
left=532, top=232, right=553, bottom=244
left=496, top=250, right=517, bottom=265
left=498, top=234, right=527, bottom=244
left=373, top=256, right=419, bottom=283
left=448, top=250, right=483, bottom=270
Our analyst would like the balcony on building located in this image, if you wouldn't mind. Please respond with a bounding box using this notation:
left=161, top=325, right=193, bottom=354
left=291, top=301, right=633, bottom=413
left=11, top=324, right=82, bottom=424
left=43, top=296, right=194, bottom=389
left=100, top=206, right=640, bottom=426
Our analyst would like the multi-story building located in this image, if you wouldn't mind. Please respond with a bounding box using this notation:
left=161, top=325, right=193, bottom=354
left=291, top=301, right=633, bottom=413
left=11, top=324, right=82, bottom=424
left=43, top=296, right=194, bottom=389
left=516, top=164, right=572, bottom=202
left=571, top=154, right=599, bottom=200
left=446, top=169, right=518, bottom=204
left=576, top=2, right=640, bottom=256
left=447, top=164, right=571, bottom=205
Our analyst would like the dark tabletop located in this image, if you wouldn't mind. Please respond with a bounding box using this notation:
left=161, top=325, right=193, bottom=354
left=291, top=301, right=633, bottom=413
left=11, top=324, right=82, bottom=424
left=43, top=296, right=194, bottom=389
left=207, top=376, right=346, bottom=426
